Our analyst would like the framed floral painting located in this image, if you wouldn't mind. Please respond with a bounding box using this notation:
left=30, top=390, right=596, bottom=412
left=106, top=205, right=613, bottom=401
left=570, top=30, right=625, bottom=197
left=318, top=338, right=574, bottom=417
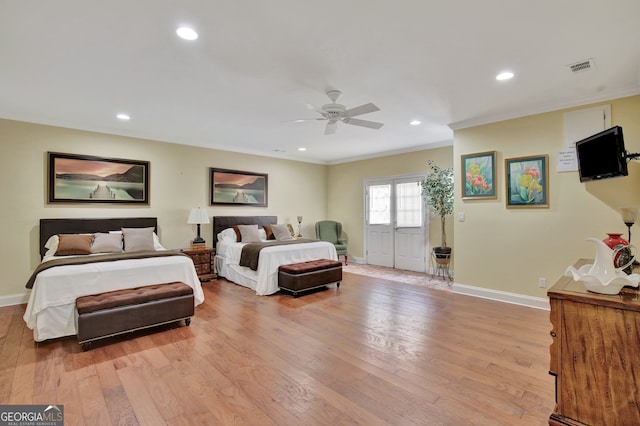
left=505, top=154, right=549, bottom=208
left=461, top=151, right=497, bottom=200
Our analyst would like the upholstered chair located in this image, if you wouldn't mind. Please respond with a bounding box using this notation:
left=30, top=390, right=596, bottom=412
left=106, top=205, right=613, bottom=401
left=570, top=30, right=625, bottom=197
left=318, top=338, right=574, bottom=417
left=315, top=220, right=348, bottom=264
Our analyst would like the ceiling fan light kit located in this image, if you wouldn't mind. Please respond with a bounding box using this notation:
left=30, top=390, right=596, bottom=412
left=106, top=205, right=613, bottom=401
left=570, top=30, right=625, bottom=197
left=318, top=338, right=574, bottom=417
left=298, top=90, right=384, bottom=135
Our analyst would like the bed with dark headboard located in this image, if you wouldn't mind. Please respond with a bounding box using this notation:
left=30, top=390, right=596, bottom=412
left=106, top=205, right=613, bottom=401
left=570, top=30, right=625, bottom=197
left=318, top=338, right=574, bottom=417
left=40, top=217, right=157, bottom=258
left=212, top=215, right=338, bottom=295
left=25, top=217, right=204, bottom=342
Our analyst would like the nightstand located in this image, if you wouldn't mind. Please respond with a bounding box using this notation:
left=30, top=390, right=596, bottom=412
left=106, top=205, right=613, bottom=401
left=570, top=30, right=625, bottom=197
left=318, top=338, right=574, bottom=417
left=181, top=247, right=216, bottom=281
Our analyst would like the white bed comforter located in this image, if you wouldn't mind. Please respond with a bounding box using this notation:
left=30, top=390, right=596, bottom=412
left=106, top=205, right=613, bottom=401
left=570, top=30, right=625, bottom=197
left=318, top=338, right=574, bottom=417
left=23, top=255, right=205, bottom=342
left=216, top=240, right=337, bottom=295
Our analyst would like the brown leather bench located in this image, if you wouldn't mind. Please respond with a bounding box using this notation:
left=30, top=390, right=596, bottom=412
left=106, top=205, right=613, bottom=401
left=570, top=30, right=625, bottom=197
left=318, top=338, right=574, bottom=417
left=278, top=259, right=342, bottom=297
left=75, top=281, right=194, bottom=350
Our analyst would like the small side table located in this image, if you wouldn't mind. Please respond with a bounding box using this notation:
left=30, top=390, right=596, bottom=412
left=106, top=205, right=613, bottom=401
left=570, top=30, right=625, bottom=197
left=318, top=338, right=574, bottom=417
left=181, top=247, right=216, bottom=281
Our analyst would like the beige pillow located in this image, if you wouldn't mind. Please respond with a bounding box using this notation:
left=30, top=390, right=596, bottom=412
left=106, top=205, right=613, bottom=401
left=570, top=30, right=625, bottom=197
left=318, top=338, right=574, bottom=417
left=91, top=232, right=123, bottom=253
left=272, top=224, right=295, bottom=241
left=238, top=224, right=261, bottom=243
left=55, top=234, right=94, bottom=256
left=122, top=227, right=155, bottom=252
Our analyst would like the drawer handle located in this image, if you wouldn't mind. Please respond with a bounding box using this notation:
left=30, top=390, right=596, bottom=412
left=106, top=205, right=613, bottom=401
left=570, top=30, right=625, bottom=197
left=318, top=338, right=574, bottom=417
left=550, top=331, right=557, bottom=338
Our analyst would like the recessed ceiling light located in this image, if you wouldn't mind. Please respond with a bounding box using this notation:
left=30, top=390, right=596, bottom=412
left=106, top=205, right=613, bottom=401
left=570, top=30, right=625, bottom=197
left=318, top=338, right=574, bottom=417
left=496, top=71, right=514, bottom=81
left=116, top=113, right=130, bottom=121
left=410, top=120, right=421, bottom=126
left=294, top=119, right=305, bottom=123
left=298, top=147, right=307, bottom=152
left=176, top=27, right=198, bottom=41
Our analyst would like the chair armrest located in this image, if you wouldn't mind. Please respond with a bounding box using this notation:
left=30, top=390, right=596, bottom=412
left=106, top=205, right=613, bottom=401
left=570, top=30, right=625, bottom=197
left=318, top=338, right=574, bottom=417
left=337, top=238, right=347, bottom=245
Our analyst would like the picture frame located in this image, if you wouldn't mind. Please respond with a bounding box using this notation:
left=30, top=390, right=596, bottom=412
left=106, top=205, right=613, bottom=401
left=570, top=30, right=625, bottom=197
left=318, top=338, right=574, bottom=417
left=48, top=152, right=149, bottom=204
left=505, top=154, right=549, bottom=208
left=210, top=168, right=268, bottom=207
left=461, top=150, right=497, bottom=199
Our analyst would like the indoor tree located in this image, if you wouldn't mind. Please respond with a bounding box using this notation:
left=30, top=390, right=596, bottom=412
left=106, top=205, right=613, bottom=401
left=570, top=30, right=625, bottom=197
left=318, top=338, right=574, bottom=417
left=420, top=160, right=454, bottom=259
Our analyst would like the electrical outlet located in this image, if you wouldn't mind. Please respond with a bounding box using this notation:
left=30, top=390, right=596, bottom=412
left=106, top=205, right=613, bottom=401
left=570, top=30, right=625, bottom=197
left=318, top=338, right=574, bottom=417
left=458, top=212, right=465, bottom=222
left=538, top=277, right=547, bottom=288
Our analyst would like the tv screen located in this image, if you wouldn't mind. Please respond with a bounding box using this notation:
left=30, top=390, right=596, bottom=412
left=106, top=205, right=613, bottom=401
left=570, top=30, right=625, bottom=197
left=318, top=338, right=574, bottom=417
left=575, top=126, right=628, bottom=182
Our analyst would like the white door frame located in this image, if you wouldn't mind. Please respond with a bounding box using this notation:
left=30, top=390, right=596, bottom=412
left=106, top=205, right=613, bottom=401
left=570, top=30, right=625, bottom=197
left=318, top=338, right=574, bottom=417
left=364, top=172, right=428, bottom=270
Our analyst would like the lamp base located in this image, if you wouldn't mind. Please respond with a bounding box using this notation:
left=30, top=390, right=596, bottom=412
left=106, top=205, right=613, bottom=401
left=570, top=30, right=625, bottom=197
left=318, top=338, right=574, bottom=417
left=192, top=237, right=205, bottom=244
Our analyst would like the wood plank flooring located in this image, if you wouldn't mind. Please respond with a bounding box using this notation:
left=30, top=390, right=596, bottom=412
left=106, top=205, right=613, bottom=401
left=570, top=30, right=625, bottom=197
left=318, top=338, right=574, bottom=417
left=0, top=272, right=555, bottom=425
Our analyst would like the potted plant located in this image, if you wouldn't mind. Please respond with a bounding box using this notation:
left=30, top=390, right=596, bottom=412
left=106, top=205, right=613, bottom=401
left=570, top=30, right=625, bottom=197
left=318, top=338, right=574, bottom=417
left=420, top=160, right=454, bottom=263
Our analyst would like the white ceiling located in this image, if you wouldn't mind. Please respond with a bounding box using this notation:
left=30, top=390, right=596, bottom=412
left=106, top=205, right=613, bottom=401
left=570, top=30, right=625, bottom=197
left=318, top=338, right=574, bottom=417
left=1, top=1, right=640, bottom=164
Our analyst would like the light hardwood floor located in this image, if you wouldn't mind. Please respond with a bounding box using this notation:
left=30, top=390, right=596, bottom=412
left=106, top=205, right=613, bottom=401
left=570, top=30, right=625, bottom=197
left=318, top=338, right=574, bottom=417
left=0, top=272, right=555, bottom=425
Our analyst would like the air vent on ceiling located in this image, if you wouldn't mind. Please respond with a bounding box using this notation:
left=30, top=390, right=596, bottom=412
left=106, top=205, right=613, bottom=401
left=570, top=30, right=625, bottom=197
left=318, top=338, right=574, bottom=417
left=568, top=58, right=595, bottom=74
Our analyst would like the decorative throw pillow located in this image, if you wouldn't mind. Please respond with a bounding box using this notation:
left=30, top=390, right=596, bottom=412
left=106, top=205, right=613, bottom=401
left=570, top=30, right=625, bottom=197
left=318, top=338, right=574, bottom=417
left=91, top=232, right=123, bottom=253
left=263, top=224, right=276, bottom=240
left=232, top=226, right=241, bottom=242
left=122, top=227, right=155, bottom=252
left=238, top=224, right=261, bottom=243
left=272, top=224, right=295, bottom=241
left=54, top=234, right=94, bottom=256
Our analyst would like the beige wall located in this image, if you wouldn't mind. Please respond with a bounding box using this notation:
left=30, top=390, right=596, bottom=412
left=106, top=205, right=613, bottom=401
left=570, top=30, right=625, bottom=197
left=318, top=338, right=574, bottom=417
left=327, top=146, right=454, bottom=260
left=0, top=119, right=327, bottom=301
left=453, top=95, right=640, bottom=298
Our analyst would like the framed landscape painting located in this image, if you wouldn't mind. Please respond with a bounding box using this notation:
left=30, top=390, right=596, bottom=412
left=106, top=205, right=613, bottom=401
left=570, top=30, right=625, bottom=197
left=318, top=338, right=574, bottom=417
left=461, top=151, right=497, bottom=200
left=210, top=168, right=268, bottom=207
left=48, top=152, right=149, bottom=204
left=505, top=154, right=549, bottom=208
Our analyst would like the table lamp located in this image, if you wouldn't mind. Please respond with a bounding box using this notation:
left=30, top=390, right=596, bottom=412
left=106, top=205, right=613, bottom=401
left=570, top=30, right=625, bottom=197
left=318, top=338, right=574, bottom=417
left=297, top=216, right=302, bottom=237
left=621, top=207, right=638, bottom=243
left=188, top=207, right=210, bottom=244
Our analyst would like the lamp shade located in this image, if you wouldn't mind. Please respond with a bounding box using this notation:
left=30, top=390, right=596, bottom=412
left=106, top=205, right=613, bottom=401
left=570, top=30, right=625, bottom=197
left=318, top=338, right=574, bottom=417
left=622, top=207, right=638, bottom=225
left=188, top=207, right=210, bottom=225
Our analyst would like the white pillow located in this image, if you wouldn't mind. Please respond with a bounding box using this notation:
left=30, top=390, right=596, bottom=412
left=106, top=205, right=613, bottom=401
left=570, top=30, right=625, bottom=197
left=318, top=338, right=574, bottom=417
left=91, top=233, right=123, bottom=253
left=238, top=224, right=261, bottom=243
left=218, top=227, right=237, bottom=242
left=272, top=224, right=295, bottom=241
left=122, top=227, right=155, bottom=252
left=258, top=228, right=267, bottom=240
left=44, top=234, right=59, bottom=257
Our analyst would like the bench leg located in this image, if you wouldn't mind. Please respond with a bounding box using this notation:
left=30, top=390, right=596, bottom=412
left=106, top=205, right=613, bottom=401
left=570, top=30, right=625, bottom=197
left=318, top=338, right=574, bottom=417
left=82, top=342, right=92, bottom=351
left=185, top=318, right=191, bottom=326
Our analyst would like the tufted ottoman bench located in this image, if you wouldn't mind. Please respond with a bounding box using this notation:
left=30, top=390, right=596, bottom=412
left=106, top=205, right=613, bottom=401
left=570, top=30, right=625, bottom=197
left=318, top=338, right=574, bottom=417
left=75, top=281, right=194, bottom=350
left=278, top=259, right=342, bottom=297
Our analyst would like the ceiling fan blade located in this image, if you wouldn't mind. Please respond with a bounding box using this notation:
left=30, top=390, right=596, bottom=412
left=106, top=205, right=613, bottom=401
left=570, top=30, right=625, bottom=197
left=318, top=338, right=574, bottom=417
left=343, top=117, right=384, bottom=129
left=325, top=121, right=338, bottom=135
left=306, top=103, right=327, bottom=116
left=284, top=117, right=326, bottom=123
left=344, top=102, right=380, bottom=117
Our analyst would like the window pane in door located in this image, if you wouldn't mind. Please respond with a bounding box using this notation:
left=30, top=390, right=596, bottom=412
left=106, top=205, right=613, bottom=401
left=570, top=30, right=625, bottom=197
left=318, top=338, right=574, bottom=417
left=369, top=184, right=391, bottom=225
left=396, top=182, right=422, bottom=227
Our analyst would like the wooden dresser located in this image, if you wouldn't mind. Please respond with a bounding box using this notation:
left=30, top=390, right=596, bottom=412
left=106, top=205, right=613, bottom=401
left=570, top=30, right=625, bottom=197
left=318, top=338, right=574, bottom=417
left=548, top=259, right=640, bottom=425
left=181, top=247, right=216, bottom=281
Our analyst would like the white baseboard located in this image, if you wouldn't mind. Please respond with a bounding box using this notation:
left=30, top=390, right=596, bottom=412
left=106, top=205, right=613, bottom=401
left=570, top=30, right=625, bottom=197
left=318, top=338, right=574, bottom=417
left=452, top=282, right=549, bottom=311
left=0, top=292, right=29, bottom=307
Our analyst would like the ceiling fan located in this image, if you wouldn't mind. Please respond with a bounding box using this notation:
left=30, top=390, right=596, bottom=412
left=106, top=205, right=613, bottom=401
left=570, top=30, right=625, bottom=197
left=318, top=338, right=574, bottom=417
left=299, top=90, right=384, bottom=135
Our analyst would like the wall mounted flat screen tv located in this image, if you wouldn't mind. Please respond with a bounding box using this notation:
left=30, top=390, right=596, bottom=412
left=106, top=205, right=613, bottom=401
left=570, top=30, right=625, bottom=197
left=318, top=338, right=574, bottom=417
left=575, top=126, right=628, bottom=182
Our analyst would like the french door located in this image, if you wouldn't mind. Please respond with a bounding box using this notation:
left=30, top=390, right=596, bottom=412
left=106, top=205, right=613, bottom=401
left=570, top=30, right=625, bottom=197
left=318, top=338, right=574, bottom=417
left=365, top=174, right=428, bottom=272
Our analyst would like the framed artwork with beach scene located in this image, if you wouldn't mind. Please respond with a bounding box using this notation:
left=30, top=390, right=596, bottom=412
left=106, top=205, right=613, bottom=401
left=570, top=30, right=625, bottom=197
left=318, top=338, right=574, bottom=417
left=48, top=152, right=149, bottom=204
left=461, top=151, right=497, bottom=200
left=210, top=168, right=268, bottom=207
left=505, top=154, right=549, bottom=208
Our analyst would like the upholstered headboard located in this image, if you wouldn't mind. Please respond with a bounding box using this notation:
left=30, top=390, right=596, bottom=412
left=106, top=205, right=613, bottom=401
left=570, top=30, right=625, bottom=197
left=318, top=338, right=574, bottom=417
left=212, top=216, right=277, bottom=242
left=39, top=217, right=158, bottom=258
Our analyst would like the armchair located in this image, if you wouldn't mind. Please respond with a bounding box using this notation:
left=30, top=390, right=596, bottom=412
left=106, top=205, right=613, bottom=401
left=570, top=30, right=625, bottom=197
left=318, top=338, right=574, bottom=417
left=315, top=220, right=348, bottom=265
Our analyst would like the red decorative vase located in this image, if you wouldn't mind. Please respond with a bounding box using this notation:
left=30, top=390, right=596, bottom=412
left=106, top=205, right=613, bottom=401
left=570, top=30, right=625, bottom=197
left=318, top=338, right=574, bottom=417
left=603, top=233, right=629, bottom=249
left=603, top=233, right=632, bottom=274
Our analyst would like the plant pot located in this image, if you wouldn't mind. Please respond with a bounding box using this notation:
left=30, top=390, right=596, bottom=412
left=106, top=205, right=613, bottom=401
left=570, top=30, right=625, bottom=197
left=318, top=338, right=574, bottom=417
left=433, top=247, right=452, bottom=265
